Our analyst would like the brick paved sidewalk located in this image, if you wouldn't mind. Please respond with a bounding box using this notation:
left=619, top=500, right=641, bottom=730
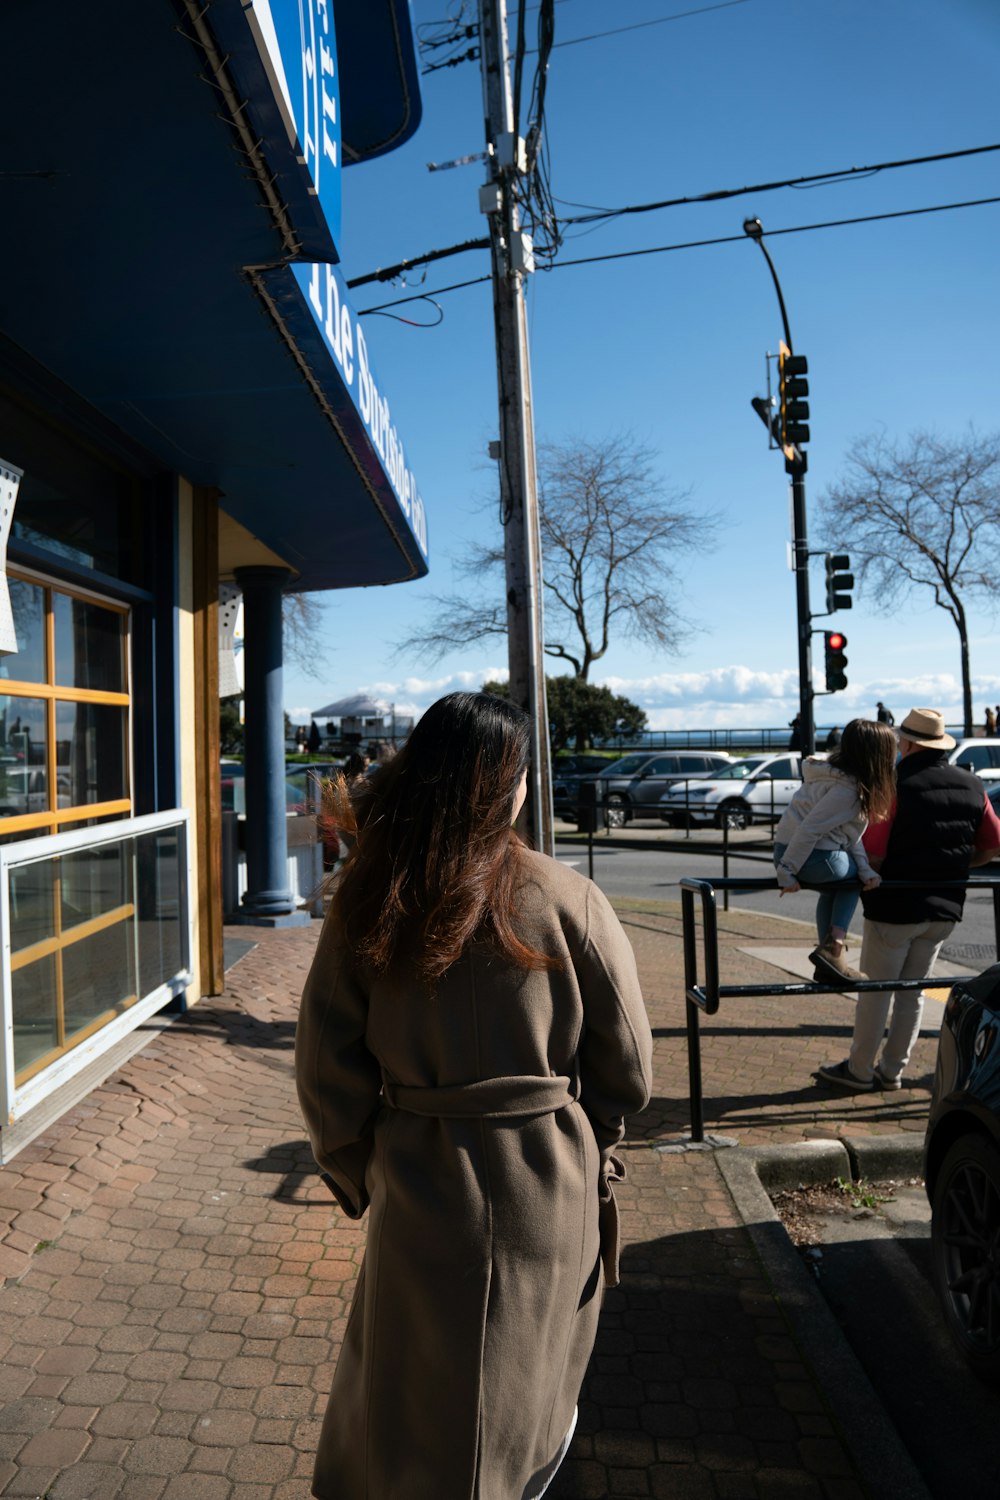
left=0, top=898, right=934, bottom=1499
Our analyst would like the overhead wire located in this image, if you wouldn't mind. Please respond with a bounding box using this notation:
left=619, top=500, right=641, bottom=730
left=556, top=143, right=1000, bottom=227
left=356, top=195, right=1000, bottom=316
left=525, top=0, right=752, bottom=53
left=348, top=143, right=1000, bottom=291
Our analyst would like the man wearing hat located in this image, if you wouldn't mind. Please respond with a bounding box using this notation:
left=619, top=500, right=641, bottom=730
left=819, top=708, right=1000, bottom=1092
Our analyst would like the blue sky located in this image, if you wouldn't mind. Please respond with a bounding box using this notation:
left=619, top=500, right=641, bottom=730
left=285, top=0, right=1000, bottom=732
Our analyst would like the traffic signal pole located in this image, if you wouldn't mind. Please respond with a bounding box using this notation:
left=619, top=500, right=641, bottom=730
left=788, top=463, right=815, bottom=756
left=743, top=219, right=815, bottom=756
left=477, top=0, right=554, bottom=854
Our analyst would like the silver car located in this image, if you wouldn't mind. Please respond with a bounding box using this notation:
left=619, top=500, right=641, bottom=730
left=659, top=753, right=804, bottom=829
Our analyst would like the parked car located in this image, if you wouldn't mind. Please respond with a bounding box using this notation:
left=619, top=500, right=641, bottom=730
left=659, top=752, right=804, bottom=830
left=551, top=754, right=621, bottom=819
left=924, top=963, right=1000, bottom=1383
left=948, top=739, right=1000, bottom=783
left=582, top=751, right=735, bottom=828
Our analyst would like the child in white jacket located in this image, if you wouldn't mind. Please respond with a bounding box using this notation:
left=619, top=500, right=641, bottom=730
left=773, top=719, right=897, bottom=982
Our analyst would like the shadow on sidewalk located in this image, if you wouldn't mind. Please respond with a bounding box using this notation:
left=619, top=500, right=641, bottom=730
left=626, top=1078, right=933, bottom=1142
left=242, top=1137, right=330, bottom=1202
left=548, top=1225, right=864, bottom=1499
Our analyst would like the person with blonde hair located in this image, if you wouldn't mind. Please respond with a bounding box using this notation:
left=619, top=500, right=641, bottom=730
left=296, top=691, right=652, bottom=1500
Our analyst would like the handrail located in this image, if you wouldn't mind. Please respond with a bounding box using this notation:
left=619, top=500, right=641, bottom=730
left=679, top=873, right=1000, bottom=1142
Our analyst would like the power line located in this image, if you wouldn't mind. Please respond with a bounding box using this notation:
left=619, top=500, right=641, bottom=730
left=356, top=195, right=1000, bottom=315
left=347, top=237, right=490, bottom=289
left=348, top=144, right=1000, bottom=292
left=527, top=0, right=752, bottom=52
left=552, top=194, right=1000, bottom=271
left=359, top=275, right=491, bottom=316
left=558, top=142, right=1000, bottom=226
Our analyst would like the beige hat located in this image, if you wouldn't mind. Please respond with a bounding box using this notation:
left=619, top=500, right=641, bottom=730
left=897, top=708, right=956, bottom=750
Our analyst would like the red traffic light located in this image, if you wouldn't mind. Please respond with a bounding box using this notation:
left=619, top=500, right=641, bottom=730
left=827, top=632, right=846, bottom=651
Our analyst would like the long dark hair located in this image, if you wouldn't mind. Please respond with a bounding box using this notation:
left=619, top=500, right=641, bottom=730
left=325, top=692, right=553, bottom=984
left=829, top=718, right=897, bottom=822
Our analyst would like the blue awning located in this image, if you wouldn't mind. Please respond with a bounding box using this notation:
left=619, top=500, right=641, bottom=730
left=0, top=0, right=428, bottom=591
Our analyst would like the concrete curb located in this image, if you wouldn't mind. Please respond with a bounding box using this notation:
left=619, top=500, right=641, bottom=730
left=845, top=1132, right=925, bottom=1183
left=718, top=1135, right=932, bottom=1500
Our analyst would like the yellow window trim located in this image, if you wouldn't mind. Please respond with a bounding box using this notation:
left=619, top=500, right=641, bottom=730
left=10, top=903, right=136, bottom=971
left=14, top=993, right=140, bottom=1088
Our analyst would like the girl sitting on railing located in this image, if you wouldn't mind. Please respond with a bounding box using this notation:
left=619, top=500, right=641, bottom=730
left=772, top=719, right=897, bottom=983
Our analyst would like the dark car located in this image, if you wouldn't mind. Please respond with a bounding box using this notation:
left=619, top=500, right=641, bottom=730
left=551, top=754, right=619, bottom=819
left=595, top=750, right=735, bottom=828
left=923, top=962, right=1000, bottom=1383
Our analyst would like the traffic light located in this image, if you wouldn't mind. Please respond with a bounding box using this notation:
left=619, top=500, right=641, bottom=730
left=824, top=631, right=848, bottom=692
left=778, top=340, right=809, bottom=453
left=824, top=553, right=854, bottom=613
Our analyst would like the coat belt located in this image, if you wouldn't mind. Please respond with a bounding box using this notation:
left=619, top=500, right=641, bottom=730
left=380, top=1071, right=581, bottom=1119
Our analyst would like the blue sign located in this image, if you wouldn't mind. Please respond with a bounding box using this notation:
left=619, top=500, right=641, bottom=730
left=211, top=0, right=343, bottom=257
left=250, top=0, right=342, bottom=247
left=289, top=262, right=429, bottom=559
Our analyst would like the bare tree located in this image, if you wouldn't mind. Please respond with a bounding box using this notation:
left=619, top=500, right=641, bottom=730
left=283, top=590, right=329, bottom=680
left=401, top=433, right=713, bottom=679
left=819, top=429, right=1000, bottom=736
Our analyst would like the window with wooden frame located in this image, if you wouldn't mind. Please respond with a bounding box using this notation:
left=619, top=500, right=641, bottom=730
left=2, top=568, right=135, bottom=1083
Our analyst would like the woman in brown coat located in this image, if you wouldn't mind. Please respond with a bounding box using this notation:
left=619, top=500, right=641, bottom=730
left=295, top=692, right=653, bottom=1500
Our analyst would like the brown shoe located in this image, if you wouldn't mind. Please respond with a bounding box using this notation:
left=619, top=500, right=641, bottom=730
left=809, top=938, right=867, bottom=984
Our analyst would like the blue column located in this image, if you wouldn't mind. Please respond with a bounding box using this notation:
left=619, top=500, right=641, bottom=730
left=234, top=565, right=310, bottom=927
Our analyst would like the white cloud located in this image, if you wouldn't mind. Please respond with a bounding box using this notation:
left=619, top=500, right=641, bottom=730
left=290, top=664, right=998, bottom=731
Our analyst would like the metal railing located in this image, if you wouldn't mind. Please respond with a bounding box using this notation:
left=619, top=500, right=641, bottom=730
left=679, top=874, right=1000, bottom=1143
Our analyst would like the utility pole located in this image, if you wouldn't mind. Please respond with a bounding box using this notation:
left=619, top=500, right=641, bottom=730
left=477, top=0, right=554, bottom=854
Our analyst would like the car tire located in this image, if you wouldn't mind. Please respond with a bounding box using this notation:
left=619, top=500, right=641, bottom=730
left=931, top=1132, right=1000, bottom=1384
left=716, top=800, right=750, bottom=831
left=605, top=794, right=629, bottom=829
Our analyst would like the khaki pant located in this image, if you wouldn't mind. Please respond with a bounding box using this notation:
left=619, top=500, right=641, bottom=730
left=848, top=917, right=955, bottom=1083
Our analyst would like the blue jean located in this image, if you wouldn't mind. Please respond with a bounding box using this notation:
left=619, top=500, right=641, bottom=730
left=773, top=842, right=860, bottom=940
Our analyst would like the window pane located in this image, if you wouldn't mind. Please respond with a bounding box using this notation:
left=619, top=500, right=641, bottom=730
left=0, top=697, right=49, bottom=819
left=12, top=955, right=59, bottom=1074
left=0, top=827, right=49, bottom=848
left=62, top=921, right=137, bottom=1041
left=60, top=843, right=132, bottom=932
left=12, top=465, right=145, bottom=586
left=0, top=578, right=46, bottom=683
left=8, top=860, right=56, bottom=952
left=54, top=594, right=125, bottom=692
left=961, top=746, right=990, bottom=770
left=136, top=827, right=185, bottom=996
left=56, top=702, right=127, bottom=805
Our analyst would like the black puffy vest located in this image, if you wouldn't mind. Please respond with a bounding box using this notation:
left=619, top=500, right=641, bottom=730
left=861, top=750, right=984, bottom=924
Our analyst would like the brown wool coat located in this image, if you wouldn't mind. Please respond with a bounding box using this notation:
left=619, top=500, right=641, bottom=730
left=295, top=848, right=653, bottom=1500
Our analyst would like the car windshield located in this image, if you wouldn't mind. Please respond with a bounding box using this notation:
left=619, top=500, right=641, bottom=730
left=603, top=754, right=651, bottom=776
left=711, top=758, right=765, bottom=780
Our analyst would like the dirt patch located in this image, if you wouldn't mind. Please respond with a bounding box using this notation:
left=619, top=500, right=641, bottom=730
left=770, top=1178, right=919, bottom=1248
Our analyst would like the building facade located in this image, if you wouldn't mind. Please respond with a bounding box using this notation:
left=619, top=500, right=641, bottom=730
left=0, top=0, right=428, bottom=1158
